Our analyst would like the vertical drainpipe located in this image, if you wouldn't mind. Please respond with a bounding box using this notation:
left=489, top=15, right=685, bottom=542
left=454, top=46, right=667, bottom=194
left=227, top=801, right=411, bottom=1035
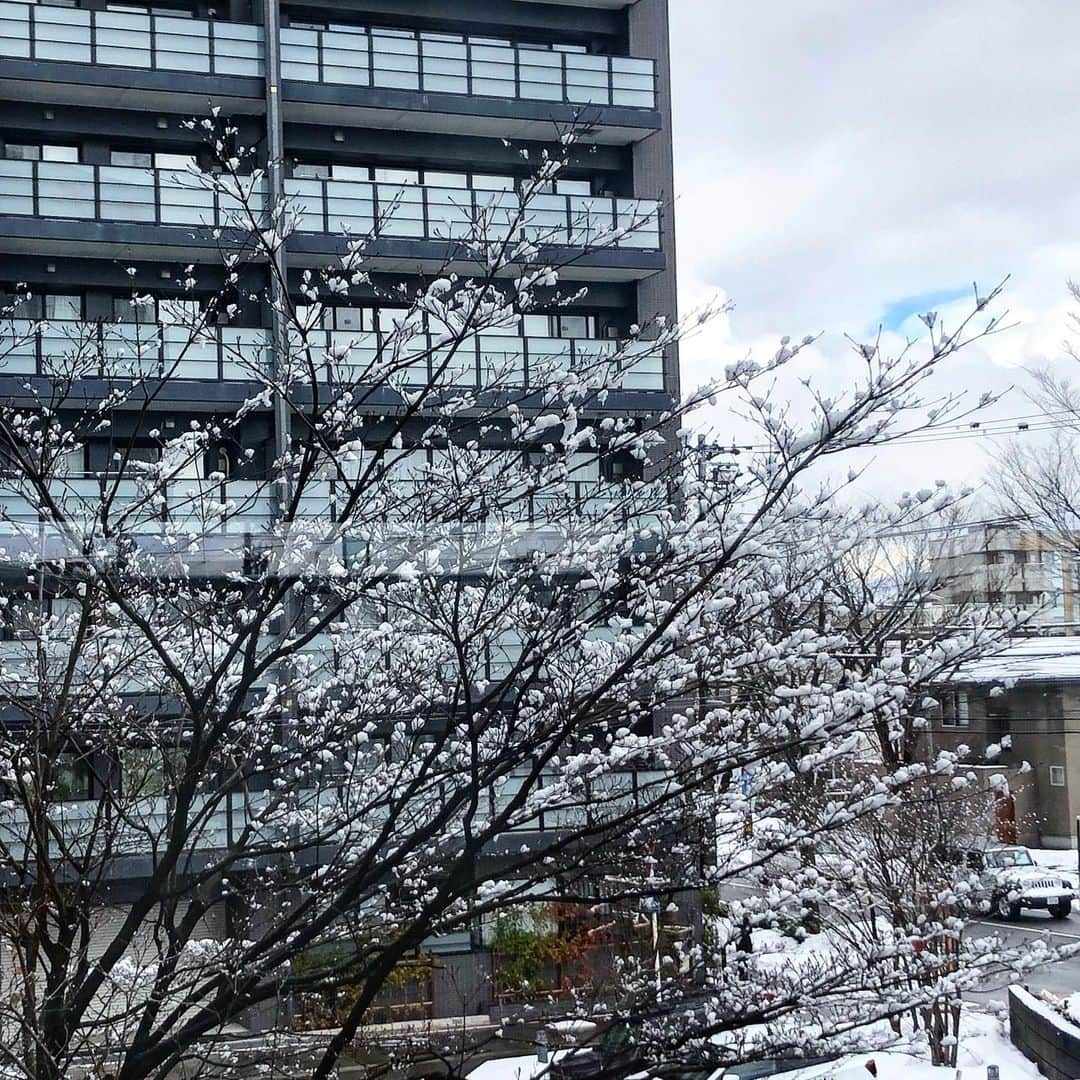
left=262, top=0, right=291, bottom=491
left=260, top=0, right=299, bottom=1033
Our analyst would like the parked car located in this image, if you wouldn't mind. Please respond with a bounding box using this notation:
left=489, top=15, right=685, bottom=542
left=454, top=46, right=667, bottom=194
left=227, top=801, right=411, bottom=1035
left=965, top=845, right=1074, bottom=920
left=547, top=1021, right=644, bottom=1080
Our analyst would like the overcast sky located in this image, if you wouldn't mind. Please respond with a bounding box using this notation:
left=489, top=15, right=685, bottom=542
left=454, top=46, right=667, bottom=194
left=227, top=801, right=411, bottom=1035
left=668, top=0, right=1080, bottom=500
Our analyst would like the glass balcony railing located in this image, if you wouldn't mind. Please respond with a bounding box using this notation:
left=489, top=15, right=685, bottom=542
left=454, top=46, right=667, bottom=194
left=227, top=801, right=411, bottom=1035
left=0, top=3, right=657, bottom=110
left=293, top=329, right=664, bottom=390
left=0, top=161, right=662, bottom=254
left=0, top=1, right=263, bottom=74
left=0, top=160, right=264, bottom=229
left=0, top=476, right=627, bottom=539
left=0, top=322, right=665, bottom=391
left=1, top=321, right=271, bottom=380
left=286, top=177, right=661, bottom=250
left=281, top=27, right=657, bottom=109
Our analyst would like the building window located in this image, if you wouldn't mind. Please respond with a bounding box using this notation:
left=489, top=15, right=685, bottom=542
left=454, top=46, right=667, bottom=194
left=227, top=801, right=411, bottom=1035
left=1050, top=765, right=1066, bottom=788
left=3, top=144, right=79, bottom=162
left=941, top=691, right=970, bottom=727
left=54, top=755, right=92, bottom=801
left=9, top=293, right=82, bottom=320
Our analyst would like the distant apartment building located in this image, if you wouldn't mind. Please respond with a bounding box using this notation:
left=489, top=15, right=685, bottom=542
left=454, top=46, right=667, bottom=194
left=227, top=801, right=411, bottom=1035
left=930, top=521, right=1079, bottom=631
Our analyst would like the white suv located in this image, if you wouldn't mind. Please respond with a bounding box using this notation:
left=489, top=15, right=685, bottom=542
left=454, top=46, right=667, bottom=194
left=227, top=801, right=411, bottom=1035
left=966, top=845, right=1074, bottom=920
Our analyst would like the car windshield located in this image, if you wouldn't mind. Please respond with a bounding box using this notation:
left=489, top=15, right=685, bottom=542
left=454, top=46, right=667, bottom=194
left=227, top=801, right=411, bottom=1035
left=984, top=848, right=1035, bottom=868
left=599, top=1023, right=632, bottom=1053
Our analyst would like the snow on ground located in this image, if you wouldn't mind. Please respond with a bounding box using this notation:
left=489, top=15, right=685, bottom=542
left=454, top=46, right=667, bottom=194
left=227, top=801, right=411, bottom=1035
left=465, top=1005, right=1038, bottom=1080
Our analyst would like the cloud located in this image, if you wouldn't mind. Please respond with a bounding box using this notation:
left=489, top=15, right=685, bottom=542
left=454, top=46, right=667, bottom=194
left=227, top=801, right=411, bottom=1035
left=669, top=0, right=1080, bottom=494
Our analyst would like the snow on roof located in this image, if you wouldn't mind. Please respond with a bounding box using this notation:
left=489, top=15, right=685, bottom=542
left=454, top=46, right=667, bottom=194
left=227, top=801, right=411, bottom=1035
left=949, top=636, right=1080, bottom=686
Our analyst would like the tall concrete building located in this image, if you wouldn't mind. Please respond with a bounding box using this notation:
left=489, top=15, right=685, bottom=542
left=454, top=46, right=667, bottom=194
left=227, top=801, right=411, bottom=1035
left=0, top=0, right=680, bottom=1024
left=930, top=522, right=1079, bottom=631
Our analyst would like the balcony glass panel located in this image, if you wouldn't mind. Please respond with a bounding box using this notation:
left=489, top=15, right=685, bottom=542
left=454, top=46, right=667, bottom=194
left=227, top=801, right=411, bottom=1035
left=0, top=321, right=272, bottom=382
left=283, top=175, right=659, bottom=252
left=95, top=10, right=151, bottom=68
left=3, top=3, right=654, bottom=108
left=371, top=30, right=419, bottom=90
left=322, top=27, right=370, bottom=85
left=37, top=161, right=95, bottom=218
left=210, top=21, right=262, bottom=76
left=0, top=161, right=265, bottom=228
left=155, top=14, right=209, bottom=72
left=0, top=160, right=33, bottom=215
left=0, top=2, right=30, bottom=57
left=33, top=5, right=91, bottom=63
left=421, top=38, right=467, bottom=94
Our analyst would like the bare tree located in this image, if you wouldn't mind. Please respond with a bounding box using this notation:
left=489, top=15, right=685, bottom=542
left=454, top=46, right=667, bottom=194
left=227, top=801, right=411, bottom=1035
left=0, top=121, right=1047, bottom=1080
left=997, top=281, right=1080, bottom=551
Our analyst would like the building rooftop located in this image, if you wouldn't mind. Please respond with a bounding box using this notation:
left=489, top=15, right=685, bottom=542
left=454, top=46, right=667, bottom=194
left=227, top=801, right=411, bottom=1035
left=951, top=636, right=1080, bottom=686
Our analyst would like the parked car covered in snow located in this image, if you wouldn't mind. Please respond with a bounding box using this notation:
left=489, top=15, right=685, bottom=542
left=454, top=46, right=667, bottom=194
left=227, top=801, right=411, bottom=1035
left=965, top=845, right=1074, bottom=920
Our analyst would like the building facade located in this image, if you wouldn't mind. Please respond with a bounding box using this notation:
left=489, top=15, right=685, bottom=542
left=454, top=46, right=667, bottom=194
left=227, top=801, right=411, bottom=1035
left=0, top=0, right=680, bottom=1027
left=935, top=637, right=1080, bottom=849
left=930, top=522, right=1079, bottom=631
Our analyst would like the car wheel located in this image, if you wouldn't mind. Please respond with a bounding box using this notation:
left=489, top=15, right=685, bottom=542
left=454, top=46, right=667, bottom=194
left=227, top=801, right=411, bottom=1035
left=996, top=895, right=1020, bottom=920
left=1051, top=900, right=1072, bottom=919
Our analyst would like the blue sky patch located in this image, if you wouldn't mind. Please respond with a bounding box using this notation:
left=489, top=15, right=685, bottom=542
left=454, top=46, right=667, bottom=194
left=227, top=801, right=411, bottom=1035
left=880, top=287, right=971, bottom=331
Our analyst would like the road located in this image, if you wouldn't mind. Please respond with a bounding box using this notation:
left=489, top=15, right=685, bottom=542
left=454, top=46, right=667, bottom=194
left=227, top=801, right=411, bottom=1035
left=968, top=908, right=1080, bottom=1001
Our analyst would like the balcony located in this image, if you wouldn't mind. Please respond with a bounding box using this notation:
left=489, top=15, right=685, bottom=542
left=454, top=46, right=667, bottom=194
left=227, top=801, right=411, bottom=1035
left=0, top=1, right=263, bottom=111
left=286, top=175, right=661, bottom=278
left=280, top=27, right=659, bottom=143
left=0, top=321, right=664, bottom=393
left=1, top=320, right=271, bottom=382
left=0, top=765, right=668, bottom=870
left=0, top=159, right=263, bottom=259
left=0, top=161, right=664, bottom=278
left=0, top=473, right=656, bottom=571
left=0, top=4, right=660, bottom=144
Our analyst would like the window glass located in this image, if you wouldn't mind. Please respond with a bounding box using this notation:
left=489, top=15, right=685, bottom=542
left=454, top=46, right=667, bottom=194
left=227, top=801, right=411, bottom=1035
left=154, top=153, right=197, bottom=172
left=376, top=308, right=410, bottom=334
left=121, top=747, right=165, bottom=798
left=374, top=167, right=419, bottom=185
left=54, top=755, right=90, bottom=800
left=4, top=144, right=78, bottom=162
left=293, top=163, right=331, bottom=180
left=41, top=145, right=79, bottom=162
left=331, top=165, right=371, bottom=181
left=114, top=297, right=157, bottom=324
left=10, top=294, right=42, bottom=319
left=110, top=150, right=152, bottom=168
left=522, top=315, right=550, bottom=337
left=159, top=299, right=200, bottom=325
left=296, top=305, right=332, bottom=331
left=473, top=174, right=516, bottom=192
left=44, top=295, right=81, bottom=320
left=425, top=171, right=468, bottom=189
left=333, top=307, right=370, bottom=331
left=556, top=179, right=592, bottom=196
left=558, top=315, right=589, bottom=339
